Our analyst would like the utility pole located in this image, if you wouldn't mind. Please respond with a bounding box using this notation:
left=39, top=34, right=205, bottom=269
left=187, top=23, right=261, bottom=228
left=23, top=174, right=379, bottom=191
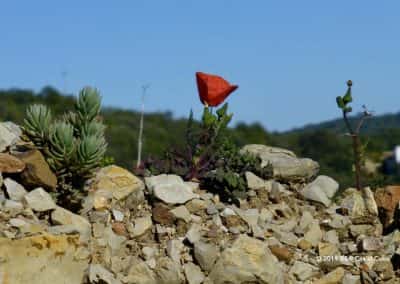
left=137, top=84, right=150, bottom=168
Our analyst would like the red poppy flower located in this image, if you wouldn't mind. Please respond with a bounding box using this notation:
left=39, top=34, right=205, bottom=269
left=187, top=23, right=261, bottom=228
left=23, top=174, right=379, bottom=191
left=196, top=72, right=238, bottom=107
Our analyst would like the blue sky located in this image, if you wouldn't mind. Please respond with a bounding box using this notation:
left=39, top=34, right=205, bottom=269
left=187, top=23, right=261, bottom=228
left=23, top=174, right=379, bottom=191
left=1, top=1, right=399, bottom=131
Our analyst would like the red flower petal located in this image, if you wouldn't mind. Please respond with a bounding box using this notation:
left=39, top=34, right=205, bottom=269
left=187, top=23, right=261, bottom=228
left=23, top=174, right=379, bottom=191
left=196, top=72, right=238, bottom=107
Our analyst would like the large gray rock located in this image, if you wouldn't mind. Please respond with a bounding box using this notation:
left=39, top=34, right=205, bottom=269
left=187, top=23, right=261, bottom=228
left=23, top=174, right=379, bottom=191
left=0, top=122, right=21, bottom=152
left=301, top=175, right=339, bottom=207
left=23, top=187, right=56, bottom=212
left=241, top=144, right=319, bottom=182
left=208, top=235, right=284, bottom=284
left=146, top=174, right=197, bottom=204
left=184, top=263, right=205, bottom=284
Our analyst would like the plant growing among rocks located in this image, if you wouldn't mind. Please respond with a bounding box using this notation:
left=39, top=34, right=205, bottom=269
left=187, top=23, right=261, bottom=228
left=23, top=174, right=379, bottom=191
left=137, top=72, right=272, bottom=202
left=23, top=87, right=107, bottom=207
left=336, top=80, right=372, bottom=192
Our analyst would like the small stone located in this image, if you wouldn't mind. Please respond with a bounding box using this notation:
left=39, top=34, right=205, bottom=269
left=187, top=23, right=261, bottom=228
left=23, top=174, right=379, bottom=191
left=318, top=242, right=339, bottom=256
left=104, top=226, right=126, bottom=255
left=206, top=204, right=218, bottom=215
left=132, top=216, right=153, bottom=237
left=89, top=264, right=121, bottom=284
left=14, top=149, right=57, bottom=190
left=194, top=241, right=219, bottom=272
left=269, top=245, right=293, bottom=263
left=152, top=203, right=175, bottom=225
left=185, top=199, right=207, bottom=214
left=324, top=230, right=340, bottom=244
left=90, top=165, right=145, bottom=201
left=184, top=263, right=205, bottom=284
left=146, top=174, right=197, bottom=204
left=0, top=122, right=20, bottom=152
left=313, top=267, right=345, bottom=284
left=298, top=239, right=312, bottom=250
left=301, top=175, right=339, bottom=207
left=142, top=246, right=157, bottom=260
left=289, top=261, right=319, bottom=281
left=245, top=171, right=266, bottom=190
left=0, top=153, right=25, bottom=173
left=23, top=187, right=56, bottom=212
left=4, top=178, right=27, bottom=201
left=4, top=199, right=24, bottom=214
left=112, top=209, right=124, bottom=222
left=92, top=189, right=113, bottom=211
left=9, top=218, right=27, bottom=228
left=170, top=205, right=192, bottom=223
left=154, top=257, right=184, bottom=284
left=112, top=222, right=127, bottom=236
left=220, top=207, right=236, bottom=217
left=342, top=273, right=360, bottom=284
left=304, top=221, right=322, bottom=247
left=51, top=206, right=91, bottom=240
left=186, top=223, right=202, bottom=244
left=167, top=239, right=184, bottom=263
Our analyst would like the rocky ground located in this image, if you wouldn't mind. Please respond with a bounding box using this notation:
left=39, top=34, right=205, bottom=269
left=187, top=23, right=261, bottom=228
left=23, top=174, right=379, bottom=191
left=1, top=121, right=400, bottom=284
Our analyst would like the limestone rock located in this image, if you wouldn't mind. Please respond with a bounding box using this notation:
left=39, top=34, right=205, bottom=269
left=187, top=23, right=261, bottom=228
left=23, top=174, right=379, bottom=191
left=301, top=175, right=339, bottom=207
left=208, top=235, right=284, bottom=284
left=90, top=165, right=145, bottom=201
left=14, top=149, right=57, bottom=190
left=147, top=174, right=197, bottom=204
left=194, top=241, right=219, bottom=272
left=240, top=144, right=319, bottom=182
left=0, top=122, right=20, bottom=152
left=184, top=262, right=205, bottom=284
left=155, top=257, right=184, bottom=284
left=0, top=153, right=25, bottom=173
left=340, top=187, right=378, bottom=223
left=123, top=257, right=157, bottom=284
left=152, top=203, right=175, bottom=225
left=0, top=234, right=89, bottom=284
left=4, top=178, right=27, bottom=201
left=245, top=171, right=267, bottom=190
left=313, top=267, right=345, bottom=284
left=23, top=187, right=56, bottom=212
left=170, top=205, right=191, bottom=223
left=89, top=264, right=121, bottom=284
left=51, top=206, right=91, bottom=240
left=132, top=216, right=153, bottom=237
left=289, top=261, right=319, bottom=281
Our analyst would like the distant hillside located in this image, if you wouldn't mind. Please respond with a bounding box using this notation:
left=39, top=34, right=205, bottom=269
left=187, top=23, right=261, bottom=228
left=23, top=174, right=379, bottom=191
left=287, top=112, right=400, bottom=135
left=1, top=86, right=399, bottom=187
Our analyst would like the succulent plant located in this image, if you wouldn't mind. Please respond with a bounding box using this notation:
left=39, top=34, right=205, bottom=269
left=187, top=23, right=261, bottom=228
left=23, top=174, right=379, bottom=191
left=23, top=104, right=52, bottom=146
left=47, top=121, right=75, bottom=172
left=23, top=86, right=108, bottom=206
left=74, top=135, right=107, bottom=177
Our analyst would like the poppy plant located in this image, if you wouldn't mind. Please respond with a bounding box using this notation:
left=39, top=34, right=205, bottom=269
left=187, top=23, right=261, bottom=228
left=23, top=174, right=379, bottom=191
left=196, top=72, right=238, bottom=107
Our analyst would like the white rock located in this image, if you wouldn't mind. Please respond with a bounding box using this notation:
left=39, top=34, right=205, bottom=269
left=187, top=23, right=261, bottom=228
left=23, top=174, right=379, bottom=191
left=186, top=224, right=202, bottom=244
left=132, top=216, right=153, bottom=237
left=0, top=122, right=20, bottom=152
left=170, top=206, right=192, bottom=223
left=112, top=209, right=124, bottom=222
left=146, top=174, right=197, bottom=204
left=194, top=241, right=219, bottom=272
left=4, top=178, right=27, bottom=201
left=245, top=171, right=267, bottom=190
left=301, top=175, right=339, bottom=207
left=23, top=188, right=56, bottom=212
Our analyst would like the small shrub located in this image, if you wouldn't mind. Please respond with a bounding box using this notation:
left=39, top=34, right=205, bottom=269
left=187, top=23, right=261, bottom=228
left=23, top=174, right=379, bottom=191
left=336, top=80, right=371, bottom=191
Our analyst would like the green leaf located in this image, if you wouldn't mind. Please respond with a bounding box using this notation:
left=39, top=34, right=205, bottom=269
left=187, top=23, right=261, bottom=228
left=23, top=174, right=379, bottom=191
left=343, top=88, right=352, bottom=104
left=336, top=96, right=345, bottom=109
